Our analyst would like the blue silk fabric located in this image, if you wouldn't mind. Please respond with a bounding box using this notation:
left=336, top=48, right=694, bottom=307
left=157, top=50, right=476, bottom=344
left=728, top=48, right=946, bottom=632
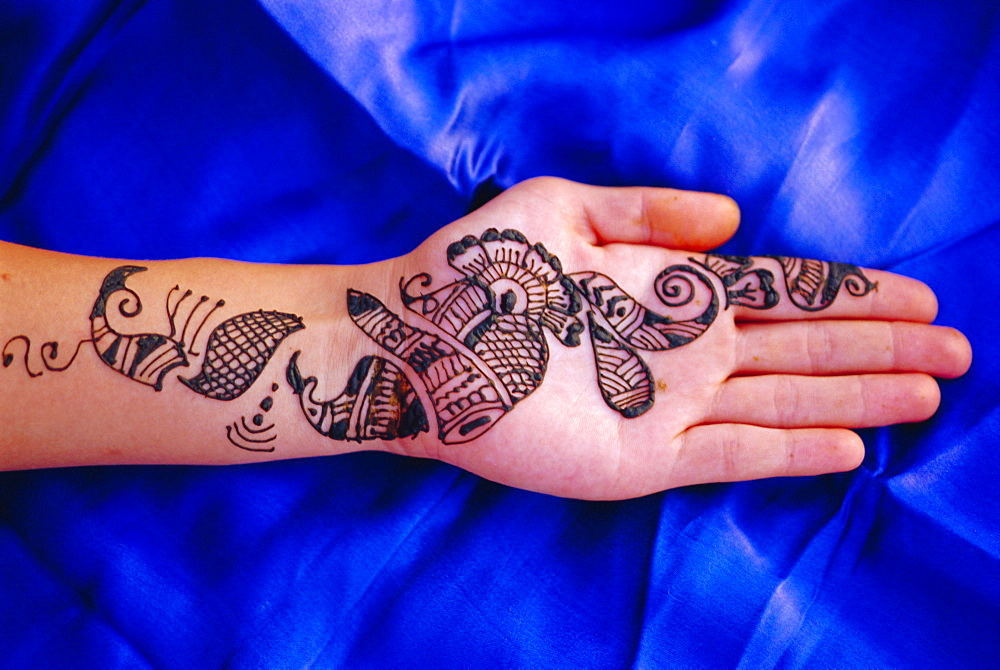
left=1, top=1, right=998, bottom=666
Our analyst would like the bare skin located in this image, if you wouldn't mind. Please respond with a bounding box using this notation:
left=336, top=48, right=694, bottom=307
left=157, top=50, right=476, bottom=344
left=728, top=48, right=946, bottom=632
left=0, top=178, right=971, bottom=499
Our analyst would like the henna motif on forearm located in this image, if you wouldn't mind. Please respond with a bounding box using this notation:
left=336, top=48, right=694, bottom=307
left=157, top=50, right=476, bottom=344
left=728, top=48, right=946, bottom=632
left=180, top=310, right=304, bottom=399
left=226, top=383, right=282, bottom=451
left=287, top=351, right=428, bottom=442
left=3, top=265, right=304, bottom=449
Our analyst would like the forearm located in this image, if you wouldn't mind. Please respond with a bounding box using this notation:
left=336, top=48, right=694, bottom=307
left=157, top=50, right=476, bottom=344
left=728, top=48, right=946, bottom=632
left=0, top=241, right=392, bottom=470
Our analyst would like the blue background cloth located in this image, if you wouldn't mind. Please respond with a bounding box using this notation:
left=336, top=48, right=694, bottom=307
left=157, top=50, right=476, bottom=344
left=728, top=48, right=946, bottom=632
left=1, top=0, right=997, bottom=666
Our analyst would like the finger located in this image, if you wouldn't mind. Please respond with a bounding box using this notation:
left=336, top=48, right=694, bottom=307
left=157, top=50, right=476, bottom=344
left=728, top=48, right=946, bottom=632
left=736, top=321, right=972, bottom=378
left=707, top=373, right=941, bottom=428
left=509, top=177, right=741, bottom=251
left=674, top=424, right=864, bottom=485
left=582, top=185, right=740, bottom=251
left=690, top=252, right=939, bottom=323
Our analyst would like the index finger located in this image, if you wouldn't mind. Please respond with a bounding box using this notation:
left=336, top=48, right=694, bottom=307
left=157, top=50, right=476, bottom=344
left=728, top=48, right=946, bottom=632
left=691, top=254, right=939, bottom=323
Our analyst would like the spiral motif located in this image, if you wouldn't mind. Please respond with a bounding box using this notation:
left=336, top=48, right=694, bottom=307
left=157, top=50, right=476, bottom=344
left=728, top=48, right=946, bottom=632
left=845, top=275, right=875, bottom=297
left=654, top=265, right=701, bottom=307
left=114, top=289, right=143, bottom=318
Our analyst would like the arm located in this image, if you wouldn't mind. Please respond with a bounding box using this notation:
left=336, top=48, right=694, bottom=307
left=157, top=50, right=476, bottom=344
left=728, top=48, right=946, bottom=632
left=0, top=178, right=972, bottom=498
left=0, top=242, right=380, bottom=469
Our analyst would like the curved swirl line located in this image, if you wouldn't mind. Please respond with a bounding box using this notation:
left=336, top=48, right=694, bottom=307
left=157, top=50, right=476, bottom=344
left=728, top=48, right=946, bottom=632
left=39, top=338, right=90, bottom=372
left=2, top=336, right=42, bottom=377
left=2, top=336, right=91, bottom=376
left=845, top=275, right=877, bottom=297
left=114, top=288, right=143, bottom=318
left=654, top=268, right=697, bottom=307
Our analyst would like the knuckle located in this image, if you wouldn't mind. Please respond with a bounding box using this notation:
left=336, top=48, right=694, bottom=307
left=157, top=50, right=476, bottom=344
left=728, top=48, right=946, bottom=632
left=772, top=376, right=803, bottom=426
left=805, top=322, right=835, bottom=373
left=719, top=425, right=742, bottom=478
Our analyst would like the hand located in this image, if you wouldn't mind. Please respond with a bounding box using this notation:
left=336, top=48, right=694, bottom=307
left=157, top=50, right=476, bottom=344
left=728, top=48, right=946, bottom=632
left=289, top=177, right=972, bottom=499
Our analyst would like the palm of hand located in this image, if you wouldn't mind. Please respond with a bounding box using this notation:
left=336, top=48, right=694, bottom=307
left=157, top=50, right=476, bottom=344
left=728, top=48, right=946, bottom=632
left=297, top=178, right=970, bottom=499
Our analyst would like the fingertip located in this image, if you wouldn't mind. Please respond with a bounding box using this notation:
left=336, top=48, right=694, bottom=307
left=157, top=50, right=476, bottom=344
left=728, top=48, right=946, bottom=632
left=873, top=273, right=938, bottom=323
left=787, top=428, right=864, bottom=476
left=829, top=429, right=866, bottom=472
left=938, top=327, right=973, bottom=378
left=909, top=373, right=942, bottom=422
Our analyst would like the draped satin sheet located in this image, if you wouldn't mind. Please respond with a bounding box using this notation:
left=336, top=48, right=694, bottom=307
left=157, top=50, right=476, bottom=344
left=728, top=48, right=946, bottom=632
left=1, top=1, right=997, bottom=666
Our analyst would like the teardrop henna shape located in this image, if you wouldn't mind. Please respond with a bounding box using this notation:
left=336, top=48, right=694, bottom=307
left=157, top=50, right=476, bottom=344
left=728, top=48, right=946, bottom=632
left=180, top=310, right=304, bottom=400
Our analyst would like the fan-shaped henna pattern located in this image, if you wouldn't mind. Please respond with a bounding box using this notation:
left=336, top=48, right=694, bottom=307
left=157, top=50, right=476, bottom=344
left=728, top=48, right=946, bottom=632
left=403, top=229, right=584, bottom=349
left=401, top=229, right=582, bottom=405
left=180, top=310, right=305, bottom=400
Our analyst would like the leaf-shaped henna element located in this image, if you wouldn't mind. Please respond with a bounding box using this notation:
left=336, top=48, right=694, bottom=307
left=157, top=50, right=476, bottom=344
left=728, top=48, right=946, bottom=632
left=586, top=311, right=654, bottom=418
left=180, top=310, right=304, bottom=400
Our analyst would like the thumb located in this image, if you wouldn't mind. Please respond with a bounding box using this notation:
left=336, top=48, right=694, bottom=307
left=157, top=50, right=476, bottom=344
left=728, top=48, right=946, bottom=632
left=578, top=183, right=741, bottom=251
left=496, top=178, right=740, bottom=252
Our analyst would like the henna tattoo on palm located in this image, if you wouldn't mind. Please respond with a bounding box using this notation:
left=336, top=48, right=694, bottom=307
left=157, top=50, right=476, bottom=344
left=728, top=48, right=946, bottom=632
left=287, top=228, right=721, bottom=444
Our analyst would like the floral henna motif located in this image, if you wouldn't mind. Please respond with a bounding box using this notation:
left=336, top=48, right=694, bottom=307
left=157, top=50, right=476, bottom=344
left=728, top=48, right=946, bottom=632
left=289, top=229, right=720, bottom=445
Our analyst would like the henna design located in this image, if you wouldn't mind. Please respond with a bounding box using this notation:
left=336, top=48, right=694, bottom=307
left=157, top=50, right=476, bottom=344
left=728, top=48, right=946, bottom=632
left=570, top=266, right=718, bottom=417
left=180, top=310, right=304, bottom=400
left=2, top=336, right=89, bottom=377
left=698, top=254, right=876, bottom=312
left=346, top=291, right=509, bottom=443
left=89, top=266, right=197, bottom=390
left=287, top=352, right=428, bottom=442
left=4, top=266, right=303, bottom=405
left=291, top=228, right=720, bottom=443
left=571, top=266, right=718, bottom=351
left=586, top=312, right=655, bottom=418
left=227, top=383, right=281, bottom=451
left=774, top=257, right=877, bottom=311
left=694, top=255, right=779, bottom=309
